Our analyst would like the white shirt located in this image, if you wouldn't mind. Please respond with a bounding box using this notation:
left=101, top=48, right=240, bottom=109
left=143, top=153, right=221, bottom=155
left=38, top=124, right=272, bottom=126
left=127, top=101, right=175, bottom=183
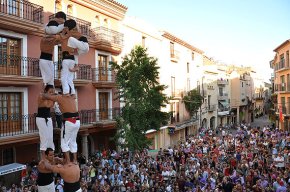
left=274, top=156, right=285, bottom=168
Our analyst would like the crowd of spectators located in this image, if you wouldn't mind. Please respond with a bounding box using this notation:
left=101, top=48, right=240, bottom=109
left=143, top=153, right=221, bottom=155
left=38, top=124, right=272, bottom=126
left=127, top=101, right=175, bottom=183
left=1, top=122, right=290, bottom=191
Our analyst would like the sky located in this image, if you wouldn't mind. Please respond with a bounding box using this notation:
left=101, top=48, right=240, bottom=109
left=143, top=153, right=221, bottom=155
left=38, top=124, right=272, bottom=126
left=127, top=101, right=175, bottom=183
left=118, top=0, right=290, bottom=81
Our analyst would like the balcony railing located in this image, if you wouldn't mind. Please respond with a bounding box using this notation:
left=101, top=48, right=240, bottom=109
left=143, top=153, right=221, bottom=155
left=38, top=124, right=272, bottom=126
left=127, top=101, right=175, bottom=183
left=49, top=14, right=91, bottom=37
left=54, top=63, right=92, bottom=80
left=0, top=0, right=43, bottom=23
left=217, top=79, right=228, bottom=85
left=274, top=83, right=290, bottom=92
left=274, top=59, right=290, bottom=72
left=207, top=105, right=216, bottom=112
left=0, top=108, right=121, bottom=138
left=0, top=55, right=41, bottom=77
left=92, top=67, right=115, bottom=83
left=0, top=114, right=38, bottom=137
left=92, top=26, right=124, bottom=46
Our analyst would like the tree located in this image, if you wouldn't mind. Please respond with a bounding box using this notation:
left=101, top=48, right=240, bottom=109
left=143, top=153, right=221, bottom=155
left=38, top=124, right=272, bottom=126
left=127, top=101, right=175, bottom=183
left=111, top=46, right=169, bottom=151
left=182, top=89, right=203, bottom=116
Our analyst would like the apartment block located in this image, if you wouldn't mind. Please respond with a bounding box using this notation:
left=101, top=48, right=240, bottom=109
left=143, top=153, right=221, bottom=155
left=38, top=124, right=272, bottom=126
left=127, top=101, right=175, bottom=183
left=0, top=0, right=127, bottom=166
left=271, top=39, right=290, bottom=130
left=121, top=17, right=204, bottom=149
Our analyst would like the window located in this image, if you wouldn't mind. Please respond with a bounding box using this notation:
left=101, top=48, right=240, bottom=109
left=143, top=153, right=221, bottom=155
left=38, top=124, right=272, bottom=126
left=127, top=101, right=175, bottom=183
left=170, top=42, right=174, bottom=57
left=2, top=148, right=14, bottom=165
left=55, top=0, right=62, bottom=12
left=95, top=16, right=100, bottom=27
left=142, top=36, right=146, bottom=47
left=67, top=4, right=73, bottom=15
left=98, top=55, right=109, bottom=81
left=0, top=36, right=22, bottom=74
left=280, top=53, right=285, bottom=68
left=0, top=36, right=21, bottom=56
left=219, top=87, right=223, bottom=96
left=286, top=51, right=289, bottom=68
left=281, top=75, right=285, bottom=91
left=187, top=62, right=189, bottom=73
left=0, top=92, right=22, bottom=119
left=171, top=76, right=175, bottom=96
left=208, top=95, right=211, bottom=106
left=103, top=18, right=108, bottom=28
left=242, top=82, right=243, bottom=87
left=192, top=52, right=195, bottom=60
left=187, top=78, right=190, bottom=91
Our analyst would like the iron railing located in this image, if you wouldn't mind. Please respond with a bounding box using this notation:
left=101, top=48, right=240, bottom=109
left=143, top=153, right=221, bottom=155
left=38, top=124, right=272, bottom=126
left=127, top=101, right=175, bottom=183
left=170, top=50, right=180, bottom=60
left=49, top=14, right=91, bottom=37
left=92, top=27, right=124, bottom=46
left=0, top=0, right=43, bottom=23
left=274, top=83, right=290, bottom=92
left=0, top=55, right=41, bottom=77
left=92, top=67, right=115, bottom=83
left=207, top=105, right=217, bottom=112
left=54, top=63, right=92, bottom=80
left=0, top=114, right=38, bottom=137
left=217, top=79, right=228, bottom=85
left=0, top=108, right=121, bottom=138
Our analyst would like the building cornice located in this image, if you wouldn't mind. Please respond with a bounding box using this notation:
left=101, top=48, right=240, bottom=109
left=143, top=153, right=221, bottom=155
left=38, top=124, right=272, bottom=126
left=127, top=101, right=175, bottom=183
left=71, top=0, right=127, bottom=20
left=273, top=39, right=290, bottom=52
left=161, top=31, right=204, bottom=54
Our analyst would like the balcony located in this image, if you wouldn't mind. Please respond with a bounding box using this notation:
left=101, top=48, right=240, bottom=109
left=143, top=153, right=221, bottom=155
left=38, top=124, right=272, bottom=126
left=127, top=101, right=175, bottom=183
left=0, top=108, right=121, bottom=145
left=54, top=63, right=92, bottom=87
left=274, top=83, right=290, bottom=93
left=91, top=27, right=124, bottom=55
left=275, top=60, right=290, bottom=72
left=49, top=14, right=91, bottom=37
left=218, top=93, right=228, bottom=100
left=0, top=55, right=42, bottom=85
left=0, top=0, right=43, bottom=34
left=207, top=105, right=216, bottom=112
left=92, top=67, right=115, bottom=88
left=217, top=79, right=228, bottom=85
left=170, top=50, right=180, bottom=63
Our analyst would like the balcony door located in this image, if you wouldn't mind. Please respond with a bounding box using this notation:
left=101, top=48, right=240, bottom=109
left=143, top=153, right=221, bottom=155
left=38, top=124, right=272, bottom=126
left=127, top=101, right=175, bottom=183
left=0, top=92, right=22, bottom=134
left=98, top=55, right=108, bottom=81
left=0, top=36, right=21, bottom=75
left=99, top=92, right=108, bottom=120
left=0, top=0, right=21, bottom=16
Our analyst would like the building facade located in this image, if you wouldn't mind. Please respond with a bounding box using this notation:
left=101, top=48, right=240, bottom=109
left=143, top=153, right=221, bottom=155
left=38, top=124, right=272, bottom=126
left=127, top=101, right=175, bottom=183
left=121, top=17, right=204, bottom=149
left=271, top=39, right=290, bottom=130
left=0, top=0, right=127, bottom=166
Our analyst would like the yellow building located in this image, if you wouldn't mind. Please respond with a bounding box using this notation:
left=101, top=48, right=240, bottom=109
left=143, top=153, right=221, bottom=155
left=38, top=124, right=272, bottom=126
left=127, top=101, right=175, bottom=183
left=272, top=39, right=290, bottom=130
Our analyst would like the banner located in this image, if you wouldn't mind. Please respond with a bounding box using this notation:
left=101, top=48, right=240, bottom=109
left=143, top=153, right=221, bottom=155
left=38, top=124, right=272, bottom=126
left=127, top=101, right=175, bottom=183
left=279, top=106, right=284, bottom=122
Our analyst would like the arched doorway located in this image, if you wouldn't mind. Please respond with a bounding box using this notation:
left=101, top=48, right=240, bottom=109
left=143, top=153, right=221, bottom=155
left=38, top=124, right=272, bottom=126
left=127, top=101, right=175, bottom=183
left=202, top=118, right=207, bottom=129
left=210, top=116, right=216, bottom=129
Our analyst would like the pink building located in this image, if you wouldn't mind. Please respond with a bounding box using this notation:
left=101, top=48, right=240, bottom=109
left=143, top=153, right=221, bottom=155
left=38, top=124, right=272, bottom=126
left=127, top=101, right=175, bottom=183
left=0, top=0, right=127, bottom=165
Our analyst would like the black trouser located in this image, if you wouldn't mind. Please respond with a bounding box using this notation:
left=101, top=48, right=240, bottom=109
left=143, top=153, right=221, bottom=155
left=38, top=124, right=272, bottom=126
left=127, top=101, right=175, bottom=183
left=56, top=114, right=63, bottom=128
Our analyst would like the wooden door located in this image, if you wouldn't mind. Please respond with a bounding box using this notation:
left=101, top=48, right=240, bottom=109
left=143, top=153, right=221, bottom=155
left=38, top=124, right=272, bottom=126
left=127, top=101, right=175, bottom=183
left=0, top=93, right=22, bottom=135
left=99, top=92, right=108, bottom=120
left=0, top=36, right=21, bottom=75
left=98, top=55, right=108, bottom=81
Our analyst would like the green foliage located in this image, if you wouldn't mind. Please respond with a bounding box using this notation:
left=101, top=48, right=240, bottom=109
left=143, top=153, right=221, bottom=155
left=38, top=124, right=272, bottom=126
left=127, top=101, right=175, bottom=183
left=182, top=89, right=203, bottom=116
left=111, top=46, right=169, bottom=150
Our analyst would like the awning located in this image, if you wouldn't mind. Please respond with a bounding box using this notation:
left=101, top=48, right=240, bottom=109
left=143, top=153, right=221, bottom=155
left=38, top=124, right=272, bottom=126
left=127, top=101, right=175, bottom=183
left=0, top=163, right=26, bottom=176
left=219, top=100, right=229, bottom=107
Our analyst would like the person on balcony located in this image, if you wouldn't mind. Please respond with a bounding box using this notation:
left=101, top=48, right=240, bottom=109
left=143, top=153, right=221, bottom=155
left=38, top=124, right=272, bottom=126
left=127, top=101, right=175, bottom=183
left=59, top=19, right=89, bottom=95
left=42, top=89, right=80, bottom=164
left=36, top=85, right=55, bottom=160
left=40, top=11, right=66, bottom=86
